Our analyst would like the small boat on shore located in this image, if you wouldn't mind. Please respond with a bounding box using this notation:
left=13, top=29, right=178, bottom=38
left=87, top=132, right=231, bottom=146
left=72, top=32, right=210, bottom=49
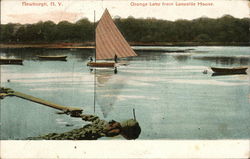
left=0, top=58, right=23, bottom=65
left=38, top=55, right=67, bottom=61
left=211, top=66, right=248, bottom=74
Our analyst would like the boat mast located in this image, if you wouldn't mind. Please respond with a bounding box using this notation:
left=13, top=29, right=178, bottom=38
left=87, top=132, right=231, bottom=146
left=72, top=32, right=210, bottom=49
left=93, top=10, right=96, bottom=113
left=94, top=10, right=96, bottom=62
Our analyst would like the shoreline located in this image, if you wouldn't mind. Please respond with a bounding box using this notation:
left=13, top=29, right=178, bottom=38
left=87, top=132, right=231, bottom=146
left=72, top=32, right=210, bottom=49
left=1, top=42, right=250, bottom=49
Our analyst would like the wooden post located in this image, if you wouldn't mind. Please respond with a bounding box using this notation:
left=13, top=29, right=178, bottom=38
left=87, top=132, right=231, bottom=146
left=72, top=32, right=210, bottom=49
left=133, top=108, right=136, bottom=120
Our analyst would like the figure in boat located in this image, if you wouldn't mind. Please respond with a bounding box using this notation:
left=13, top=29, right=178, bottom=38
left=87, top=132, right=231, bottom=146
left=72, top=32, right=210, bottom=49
left=87, top=9, right=137, bottom=68
left=114, top=54, right=118, bottom=63
left=89, top=56, right=93, bottom=62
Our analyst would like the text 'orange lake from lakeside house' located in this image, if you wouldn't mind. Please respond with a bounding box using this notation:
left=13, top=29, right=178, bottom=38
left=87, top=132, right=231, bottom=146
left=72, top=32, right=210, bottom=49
left=130, top=2, right=214, bottom=7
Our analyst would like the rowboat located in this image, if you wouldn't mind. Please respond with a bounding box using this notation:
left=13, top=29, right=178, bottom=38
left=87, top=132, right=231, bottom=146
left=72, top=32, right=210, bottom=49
left=211, top=66, right=248, bottom=74
left=38, top=55, right=67, bottom=61
left=87, top=61, right=115, bottom=67
left=0, top=58, right=23, bottom=65
left=87, top=9, right=137, bottom=67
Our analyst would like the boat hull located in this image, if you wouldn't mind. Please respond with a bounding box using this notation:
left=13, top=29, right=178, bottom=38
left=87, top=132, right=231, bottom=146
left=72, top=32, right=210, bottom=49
left=38, top=56, right=67, bottom=61
left=211, top=67, right=248, bottom=74
left=0, top=59, right=23, bottom=65
left=87, top=62, right=115, bottom=67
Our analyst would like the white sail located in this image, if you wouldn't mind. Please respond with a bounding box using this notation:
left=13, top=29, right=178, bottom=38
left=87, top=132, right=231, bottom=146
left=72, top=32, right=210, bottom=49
left=96, top=9, right=137, bottom=60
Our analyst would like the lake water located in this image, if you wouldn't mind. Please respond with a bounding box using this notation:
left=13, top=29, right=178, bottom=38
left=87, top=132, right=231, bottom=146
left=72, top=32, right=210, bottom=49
left=0, top=46, right=249, bottom=140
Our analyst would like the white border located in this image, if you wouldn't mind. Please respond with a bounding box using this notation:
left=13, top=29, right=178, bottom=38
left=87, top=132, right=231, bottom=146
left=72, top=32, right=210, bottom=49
left=1, top=140, right=250, bottom=158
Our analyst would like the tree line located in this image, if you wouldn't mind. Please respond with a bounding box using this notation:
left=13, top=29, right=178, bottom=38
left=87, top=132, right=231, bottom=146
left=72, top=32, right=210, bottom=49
left=0, top=15, right=249, bottom=44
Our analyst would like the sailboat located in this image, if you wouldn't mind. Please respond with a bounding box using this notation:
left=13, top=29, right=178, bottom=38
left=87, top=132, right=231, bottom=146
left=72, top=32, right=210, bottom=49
left=87, top=9, right=137, bottom=67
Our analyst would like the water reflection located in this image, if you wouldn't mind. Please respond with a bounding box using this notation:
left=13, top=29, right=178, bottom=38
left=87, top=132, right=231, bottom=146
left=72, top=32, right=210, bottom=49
left=1, top=46, right=250, bottom=139
left=0, top=48, right=93, bottom=61
left=71, top=49, right=93, bottom=61
left=173, top=55, right=190, bottom=62
left=212, top=72, right=247, bottom=76
left=193, top=56, right=250, bottom=65
left=92, top=68, right=124, bottom=118
left=135, top=52, right=163, bottom=61
left=1, top=48, right=48, bottom=60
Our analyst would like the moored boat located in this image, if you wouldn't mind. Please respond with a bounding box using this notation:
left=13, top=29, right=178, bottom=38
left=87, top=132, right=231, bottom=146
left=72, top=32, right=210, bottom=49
left=38, top=55, right=67, bottom=61
left=0, top=58, right=23, bottom=65
left=211, top=66, right=248, bottom=74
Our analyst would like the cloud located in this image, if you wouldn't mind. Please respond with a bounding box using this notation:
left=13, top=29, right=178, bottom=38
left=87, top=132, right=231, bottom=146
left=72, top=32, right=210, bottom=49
left=6, top=10, right=84, bottom=24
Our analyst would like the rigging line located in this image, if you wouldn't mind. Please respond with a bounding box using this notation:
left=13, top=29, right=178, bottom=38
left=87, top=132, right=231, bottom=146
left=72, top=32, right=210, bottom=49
left=71, top=61, right=76, bottom=105
left=94, top=69, right=96, bottom=113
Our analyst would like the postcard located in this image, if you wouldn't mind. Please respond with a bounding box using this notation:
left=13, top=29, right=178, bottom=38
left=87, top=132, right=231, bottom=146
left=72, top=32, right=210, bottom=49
left=0, top=0, right=249, bottom=158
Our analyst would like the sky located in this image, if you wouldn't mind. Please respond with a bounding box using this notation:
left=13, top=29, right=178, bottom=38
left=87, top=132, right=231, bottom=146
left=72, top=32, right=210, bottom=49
left=1, top=0, right=249, bottom=24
